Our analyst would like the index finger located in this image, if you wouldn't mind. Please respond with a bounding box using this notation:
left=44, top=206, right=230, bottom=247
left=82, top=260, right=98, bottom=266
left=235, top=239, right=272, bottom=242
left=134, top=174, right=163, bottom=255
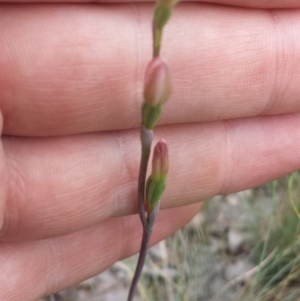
left=2, top=0, right=300, bottom=8
left=1, top=4, right=300, bottom=136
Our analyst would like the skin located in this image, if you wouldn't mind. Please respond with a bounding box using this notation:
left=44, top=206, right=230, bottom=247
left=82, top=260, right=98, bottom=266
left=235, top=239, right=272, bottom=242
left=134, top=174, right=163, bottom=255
left=1, top=1, right=300, bottom=299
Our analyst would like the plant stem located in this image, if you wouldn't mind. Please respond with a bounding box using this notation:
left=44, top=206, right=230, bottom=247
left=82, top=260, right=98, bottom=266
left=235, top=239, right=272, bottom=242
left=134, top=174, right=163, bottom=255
left=153, top=27, right=162, bottom=57
left=138, top=126, right=153, bottom=227
left=127, top=126, right=152, bottom=300
left=127, top=126, right=162, bottom=301
left=128, top=0, right=172, bottom=293
left=127, top=228, right=152, bottom=301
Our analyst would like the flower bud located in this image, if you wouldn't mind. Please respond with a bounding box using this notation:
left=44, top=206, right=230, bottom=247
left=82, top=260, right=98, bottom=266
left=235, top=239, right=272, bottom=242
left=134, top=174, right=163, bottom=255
left=151, top=140, right=169, bottom=181
left=145, top=140, right=169, bottom=211
left=143, top=57, right=172, bottom=108
left=141, top=103, right=162, bottom=130
left=146, top=177, right=166, bottom=211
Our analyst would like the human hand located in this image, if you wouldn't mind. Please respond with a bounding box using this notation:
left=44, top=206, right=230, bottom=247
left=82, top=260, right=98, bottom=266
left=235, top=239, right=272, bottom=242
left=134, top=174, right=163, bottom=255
left=1, top=1, right=300, bottom=299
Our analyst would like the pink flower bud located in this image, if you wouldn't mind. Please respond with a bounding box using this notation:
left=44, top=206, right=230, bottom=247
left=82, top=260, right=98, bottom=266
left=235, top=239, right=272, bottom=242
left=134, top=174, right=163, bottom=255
left=143, top=57, right=172, bottom=107
left=151, top=139, right=169, bottom=181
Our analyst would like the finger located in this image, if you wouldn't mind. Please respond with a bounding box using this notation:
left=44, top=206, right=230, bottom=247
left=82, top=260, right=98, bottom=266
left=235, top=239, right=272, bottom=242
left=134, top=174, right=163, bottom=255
left=199, top=0, right=300, bottom=8
left=0, top=114, right=7, bottom=229
left=1, top=4, right=300, bottom=136
left=3, top=0, right=300, bottom=9
left=0, top=203, right=200, bottom=301
left=2, top=113, right=300, bottom=241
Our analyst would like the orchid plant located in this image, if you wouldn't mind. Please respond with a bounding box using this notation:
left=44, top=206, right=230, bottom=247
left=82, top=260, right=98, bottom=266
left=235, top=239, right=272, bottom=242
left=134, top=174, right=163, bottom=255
left=127, top=0, right=179, bottom=300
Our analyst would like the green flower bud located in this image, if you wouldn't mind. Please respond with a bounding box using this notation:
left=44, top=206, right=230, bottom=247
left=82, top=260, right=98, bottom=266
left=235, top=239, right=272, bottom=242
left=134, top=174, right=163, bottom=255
left=143, top=57, right=172, bottom=107
left=146, top=140, right=169, bottom=210
left=146, top=177, right=166, bottom=211
left=141, top=103, right=162, bottom=130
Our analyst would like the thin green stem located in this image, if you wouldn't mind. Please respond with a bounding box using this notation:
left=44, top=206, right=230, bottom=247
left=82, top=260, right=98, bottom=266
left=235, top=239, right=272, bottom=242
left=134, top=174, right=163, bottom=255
left=153, top=27, right=162, bottom=57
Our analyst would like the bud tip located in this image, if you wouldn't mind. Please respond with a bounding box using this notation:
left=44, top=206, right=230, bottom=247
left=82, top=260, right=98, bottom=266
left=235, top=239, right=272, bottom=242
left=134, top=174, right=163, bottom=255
left=143, top=57, right=172, bottom=108
left=152, top=139, right=169, bottom=181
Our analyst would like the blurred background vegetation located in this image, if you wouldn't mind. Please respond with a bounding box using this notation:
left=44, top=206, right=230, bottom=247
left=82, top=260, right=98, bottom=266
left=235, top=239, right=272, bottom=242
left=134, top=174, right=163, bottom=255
left=43, top=172, right=300, bottom=301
